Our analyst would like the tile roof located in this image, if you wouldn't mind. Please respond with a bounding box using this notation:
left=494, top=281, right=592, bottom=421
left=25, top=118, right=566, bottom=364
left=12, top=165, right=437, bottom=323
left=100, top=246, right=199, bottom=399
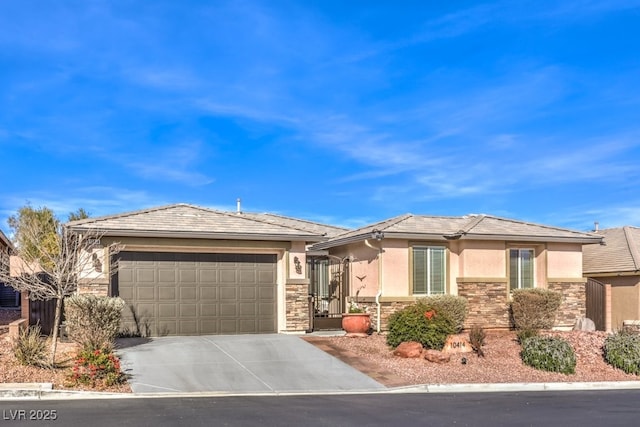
left=241, top=212, right=347, bottom=237
left=67, top=204, right=335, bottom=242
left=583, top=226, right=640, bottom=275
left=311, top=213, right=602, bottom=249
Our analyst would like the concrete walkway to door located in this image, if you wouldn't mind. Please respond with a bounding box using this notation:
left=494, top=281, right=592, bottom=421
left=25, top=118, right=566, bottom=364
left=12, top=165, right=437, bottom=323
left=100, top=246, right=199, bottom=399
left=116, top=334, right=386, bottom=394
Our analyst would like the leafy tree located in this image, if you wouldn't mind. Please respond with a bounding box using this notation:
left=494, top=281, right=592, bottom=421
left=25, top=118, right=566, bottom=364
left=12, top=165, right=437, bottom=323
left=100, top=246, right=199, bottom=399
left=1, top=204, right=120, bottom=365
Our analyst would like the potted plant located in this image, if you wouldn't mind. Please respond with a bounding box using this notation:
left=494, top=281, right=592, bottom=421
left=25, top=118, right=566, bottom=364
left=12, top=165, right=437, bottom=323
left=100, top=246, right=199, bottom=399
left=342, top=300, right=371, bottom=337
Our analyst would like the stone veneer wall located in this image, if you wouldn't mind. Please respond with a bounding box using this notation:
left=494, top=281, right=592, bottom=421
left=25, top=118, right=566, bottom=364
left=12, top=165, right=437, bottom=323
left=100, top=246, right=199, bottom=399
left=377, top=300, right=414, bottom=331
left=548, top=281, right=585, bottom=328
left=457, top=281, right=511, bottom=329
left=285, top=281, right=310, bottom=332
left=77, top=282, right=109, bottom=296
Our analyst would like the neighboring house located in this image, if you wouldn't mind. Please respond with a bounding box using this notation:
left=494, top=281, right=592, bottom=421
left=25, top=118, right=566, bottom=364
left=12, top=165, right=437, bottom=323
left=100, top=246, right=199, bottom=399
left=0, top=229, right=20, bottom=308
left=310, top=214, right=602, bottom=331
left=583, top=226, right=640, bottom=331
left=67, top=204, right=345, bottom=336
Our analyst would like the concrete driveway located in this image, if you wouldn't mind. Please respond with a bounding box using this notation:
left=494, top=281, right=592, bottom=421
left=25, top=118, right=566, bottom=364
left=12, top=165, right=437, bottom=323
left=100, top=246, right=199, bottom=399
left=117, top=334, right=385, bottom=394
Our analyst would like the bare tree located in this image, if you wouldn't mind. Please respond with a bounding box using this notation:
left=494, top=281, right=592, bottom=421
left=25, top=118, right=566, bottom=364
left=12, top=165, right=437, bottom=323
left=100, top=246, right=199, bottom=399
left=0, top=207, right=120, bottom=365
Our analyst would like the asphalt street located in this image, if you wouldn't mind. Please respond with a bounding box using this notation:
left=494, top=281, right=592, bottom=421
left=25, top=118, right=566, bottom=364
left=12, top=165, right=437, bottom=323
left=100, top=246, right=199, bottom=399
left=2, top=390, right=639, bottom=427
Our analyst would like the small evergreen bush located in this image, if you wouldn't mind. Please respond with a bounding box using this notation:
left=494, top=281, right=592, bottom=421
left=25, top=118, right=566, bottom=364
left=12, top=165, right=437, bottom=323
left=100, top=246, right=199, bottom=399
left=387, top=303, right=457, bottom=350
left=68, top=348, right=126, bottom=387
left=13, top=325, right=47, bottom=366
left=420, top=295, right=468, bottom=333
left=64, top=295, right=125, bottom=351
left=603, top=331, right=640, bottom=375
left=520, top=336, right=576, bottom=374
left=510, top=288, right=562, bottom=334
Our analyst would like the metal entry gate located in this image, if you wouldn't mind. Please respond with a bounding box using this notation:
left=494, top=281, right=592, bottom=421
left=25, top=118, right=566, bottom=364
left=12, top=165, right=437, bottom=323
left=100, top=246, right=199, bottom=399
left=308, top=256, right=349, bottom=330
left=586, top=277, right=605, bottom=331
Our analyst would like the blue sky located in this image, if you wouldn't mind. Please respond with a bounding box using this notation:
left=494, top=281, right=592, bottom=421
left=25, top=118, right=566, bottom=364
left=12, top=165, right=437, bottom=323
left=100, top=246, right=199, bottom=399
left=1, top=0, right=640, bottom=234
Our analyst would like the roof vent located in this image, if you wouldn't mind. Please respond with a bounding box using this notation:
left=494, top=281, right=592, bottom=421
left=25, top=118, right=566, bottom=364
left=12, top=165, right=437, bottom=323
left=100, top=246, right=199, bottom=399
left=594, top=221, right=599, bottom=232
left=236, top=198, right=242, bottom=215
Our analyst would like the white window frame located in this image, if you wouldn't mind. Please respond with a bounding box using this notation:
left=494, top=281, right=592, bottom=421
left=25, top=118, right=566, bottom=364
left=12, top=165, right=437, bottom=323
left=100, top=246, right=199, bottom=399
left=509, top=248, right=535, bottom=291
left=412, top=246, right=446, bottom=296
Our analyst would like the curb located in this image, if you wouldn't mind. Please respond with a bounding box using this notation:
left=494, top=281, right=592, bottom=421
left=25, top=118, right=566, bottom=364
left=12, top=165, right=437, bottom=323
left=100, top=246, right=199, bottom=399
left=2, top=381, right=640, bottom=400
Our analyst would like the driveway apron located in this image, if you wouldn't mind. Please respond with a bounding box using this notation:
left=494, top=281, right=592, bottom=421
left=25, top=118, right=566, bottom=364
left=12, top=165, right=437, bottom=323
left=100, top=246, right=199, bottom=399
left=117, top=334, right=385, bottom=394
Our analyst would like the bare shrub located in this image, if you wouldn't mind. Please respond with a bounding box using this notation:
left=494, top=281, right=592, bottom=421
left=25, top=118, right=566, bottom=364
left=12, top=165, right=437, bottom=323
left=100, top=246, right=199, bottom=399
left=65, top=295, right=125, bottom=351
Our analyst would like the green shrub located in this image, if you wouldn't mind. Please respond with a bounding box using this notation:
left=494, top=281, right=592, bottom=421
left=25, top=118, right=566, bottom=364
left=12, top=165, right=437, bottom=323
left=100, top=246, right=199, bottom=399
left=13, top=325, right=47, bottom=366
left=469, top=325, right=486, bottom=357
left=419, top=295, right=468, bottom=333
left=68, top=348, right=126, bottom=387
left=510, top=288, right=562, bottom=334
left=387, top=303, right=457, bottom=350
left=64, top=295, right=125, bottom=351
left=603, top=331, right=640, bottom=375
left=516, top=328, right=539, bottom=343
left=520, top=336, right=576, bottom=374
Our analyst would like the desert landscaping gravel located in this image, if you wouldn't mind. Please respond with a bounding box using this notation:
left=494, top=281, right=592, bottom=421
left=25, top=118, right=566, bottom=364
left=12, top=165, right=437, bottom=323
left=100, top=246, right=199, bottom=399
left=320, top=330, right=640, bottom=385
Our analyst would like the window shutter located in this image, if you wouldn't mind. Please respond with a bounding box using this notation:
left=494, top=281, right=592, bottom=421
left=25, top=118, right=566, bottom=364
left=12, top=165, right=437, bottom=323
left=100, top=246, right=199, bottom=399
left=430, top=247, right=445, bottom=294
left=413, top=247, right=427, bottom=294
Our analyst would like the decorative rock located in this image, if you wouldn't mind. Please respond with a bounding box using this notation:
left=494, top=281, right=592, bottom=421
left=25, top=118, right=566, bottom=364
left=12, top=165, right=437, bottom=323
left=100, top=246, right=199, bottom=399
left=573, top=317, right=596, bottom=332
left=393, top=341, right=423, bottom=358
left=424, top=349, right=451, bottom=364
left=442, top=334, right=473, bottom=353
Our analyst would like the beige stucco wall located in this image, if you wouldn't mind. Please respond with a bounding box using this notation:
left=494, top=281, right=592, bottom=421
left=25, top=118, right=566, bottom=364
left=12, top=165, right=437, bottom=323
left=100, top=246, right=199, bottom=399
left=459, top=240, right=505, bottom=278
left=546, top=242, right=583, bottom=279
left=607, top=276, right=640, bottom=330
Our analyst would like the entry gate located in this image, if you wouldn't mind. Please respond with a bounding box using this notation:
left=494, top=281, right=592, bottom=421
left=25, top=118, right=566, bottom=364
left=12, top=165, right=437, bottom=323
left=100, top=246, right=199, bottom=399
left=586, top=277, right=606, bottom=331
left=308, top=256, right=349, bottom=330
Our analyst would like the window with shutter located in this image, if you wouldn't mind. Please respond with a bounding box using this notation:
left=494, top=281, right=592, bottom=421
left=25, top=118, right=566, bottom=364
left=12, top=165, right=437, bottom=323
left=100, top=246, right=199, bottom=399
left=412, top=246, right=446, bottom=295
left=509, top=248, right=535, bottom=291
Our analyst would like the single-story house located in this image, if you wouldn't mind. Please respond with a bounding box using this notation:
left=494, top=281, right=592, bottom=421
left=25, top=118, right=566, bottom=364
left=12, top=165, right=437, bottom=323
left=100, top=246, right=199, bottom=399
left=67, top=203, right=345, bottom=336
left=310, top=213, right=603, bottom=331
left=68, top=204, right=602, bottom=335
left=583, top=226, right=640, bottom=331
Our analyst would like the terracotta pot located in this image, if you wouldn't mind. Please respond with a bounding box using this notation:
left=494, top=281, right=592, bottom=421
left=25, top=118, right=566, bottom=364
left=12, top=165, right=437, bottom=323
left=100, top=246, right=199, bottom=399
left=341, top=313, right=371, bottom=337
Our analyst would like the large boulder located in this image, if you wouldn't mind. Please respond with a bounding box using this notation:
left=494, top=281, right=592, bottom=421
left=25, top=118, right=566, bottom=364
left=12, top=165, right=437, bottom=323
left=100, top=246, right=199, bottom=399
left=393, top=341, right=423, bottom=358
left=573, top=317, right=596, bottom=332
left=424, top=349, right=451, bottom=364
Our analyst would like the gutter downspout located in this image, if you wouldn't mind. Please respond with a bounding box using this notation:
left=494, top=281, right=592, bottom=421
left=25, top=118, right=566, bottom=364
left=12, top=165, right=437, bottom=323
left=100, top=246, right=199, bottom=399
left=364, top=239, right=383, bottom=333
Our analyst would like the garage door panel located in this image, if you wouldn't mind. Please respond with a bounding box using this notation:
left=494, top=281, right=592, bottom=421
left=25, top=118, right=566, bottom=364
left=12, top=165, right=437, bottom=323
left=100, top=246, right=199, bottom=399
left=158, top=304, right=176, bottom=317
left=199, top=269, right=218, bottom=283
left=158, top=270, right=176, bottom=283
left=200, top=287, right=218, bottom=300
left=137, top=287, right=156, bottom=300
left=239, top=320, right=257, bottom=333
left=258, top=286, right=275, bottom=300
left=179, top=321, right=197, bottom=335
left=180, top=287, right=197, bottom=300
left=259, top=303, right=275, bottom=316
left=200, top=304, right=217, bottom=316
left=137, top=269, right=156, bottom=282
left=239, top=287, right=256, bottom=300
left=258, top=270, right=276, bottom=283
left=219, top=270, right=237, bottom=283
left=220, top=304, right=237, bottom=316
left=180, top=303, right=197, bottom=316
left=239, top=302, right=257, bottom=316
left=116, top=251, right=276, bottom=336
left=220, top=287, right=237, bottom=300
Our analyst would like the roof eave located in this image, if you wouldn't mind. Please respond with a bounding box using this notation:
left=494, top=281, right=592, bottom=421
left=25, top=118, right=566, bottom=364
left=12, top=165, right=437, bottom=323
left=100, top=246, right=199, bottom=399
left=68, top=227, right=325, bottom=242
left=311, top=231, right=602, bottom=249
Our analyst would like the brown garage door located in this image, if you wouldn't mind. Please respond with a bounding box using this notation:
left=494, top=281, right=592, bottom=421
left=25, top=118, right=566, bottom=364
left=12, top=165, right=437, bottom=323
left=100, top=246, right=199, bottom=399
left=115, top=252, right=277, bottom=336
